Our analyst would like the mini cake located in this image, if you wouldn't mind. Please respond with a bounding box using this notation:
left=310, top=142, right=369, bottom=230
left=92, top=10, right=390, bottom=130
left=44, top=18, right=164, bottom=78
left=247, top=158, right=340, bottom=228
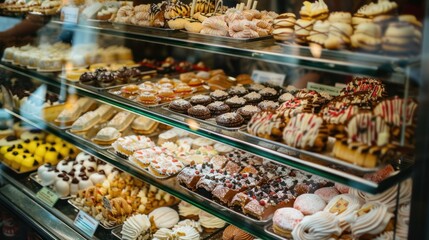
left=158, top=130, right=179, bottom=145
left=112, top=135, right=154, bottom=158
left=137, top=92, right=160, bottom=105
left=207, top=101, right=230, bottom=116
left=210, top=90, right=229, bottom=101
left=293, top=193, right=326, bottom=215
left=149, top=154, right=184, bottom=177
left=190, top=94, right=212, bottom=106
left=225, top=96, right=247, bottom=110
left=169, top=99, right=192, bottom=114
left=272, top=207, right=304, bottom=238
left=216, top=113, right=244, bottom=128
left=187, top=105, right=211, bottom=119
left=228, top=85, right=248, bottom=97
left=243, top=92, right=262, bottom=105
left=237, top=105, right=261, bottom=121
left=257, top=100, right=279, bottom=111
left=259, top=87, right=279, bottom=100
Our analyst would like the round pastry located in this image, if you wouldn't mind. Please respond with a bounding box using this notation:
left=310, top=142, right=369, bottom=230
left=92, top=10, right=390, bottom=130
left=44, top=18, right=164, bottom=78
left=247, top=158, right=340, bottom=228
left=121, top=214, right=151, bottom=240
left=225, top=96, right=247, bottom=110
left=78, top=175, right=93, bottom=190
left=272, top=207, right=304, bottom=238
left=216, top=113, right=244, bottom=128
left=258, top=100, right=279, bottom=111
left=228, top=85, right=248, bottom=96
left=314, top=187, right=340, bottom=203
left=79, top=72, right=97, bottom=85
left=210, top=90, right=229, bottom=101
left=89, top=170, right=107, bottom=185
left=178, top=201, right=201, bottom=220
left=259, top=87, right=278, bottom=100
left=207, top=101, right=230, bottom=116
left=173, top=226, right=200, bottom=240
left=97, top=71, right=115, bottom=87
left=120, top=84, right=140, bottom=98
left=158, top=88, right=177, bottom=103
left=237, top=105, right=261, bottom=121
left=174, top=84, right=193, bottom=97
left=199, top=211, right=226, bottom=232
left=213, top=143, right=234, bottom=154
left=292, top=211, right=342, bottom=240
left=187, top=105, right=211, bottom=119
left=222, top=225, right=254, bottom=240
left=39, top=168, right=57, bottom=186
left=190, top=95, right=212, bottom=106
left=243, top=92, right=262, bottom=105
left=137, top=92, right=160, bottom=105
left=324, top=194, right=363, bottom=231
left=278, top=92, right=295, bottom=103
left=293, top=193, right=326, bottom=215
left=149, top=207, right=180, bottom=229
left=54, top=176, right=70, bottom=198
left=169, top=99, right=192, bottom=114
left=247, top=83, right=265, bottom=92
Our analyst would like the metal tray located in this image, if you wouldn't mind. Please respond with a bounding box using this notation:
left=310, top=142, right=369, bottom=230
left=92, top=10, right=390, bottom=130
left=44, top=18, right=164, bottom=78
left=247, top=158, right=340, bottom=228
left=111, top=223, right=226, bottom=240
left=112, top=22, right=183, bottom=36
left=184, top=31, right=273, bottom=43
left=29, top=172, right=72, bottom=200
left=68, top=200, right=120, bottom=229
left=180, top=185, right=270, bottom=224
left=162, top=106, right=246, bottom=131
left=264, top=224, right=286, bottom=240
left=238, top=130, right=382, bottom=173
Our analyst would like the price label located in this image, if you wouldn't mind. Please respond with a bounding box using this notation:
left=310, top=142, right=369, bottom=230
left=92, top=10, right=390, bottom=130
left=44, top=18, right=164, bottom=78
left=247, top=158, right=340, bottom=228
left=36, top=187, right=59, bottom=207
left=61, top=6, right=79, bottom=23
left=102, top=196, right=112, bottom=211
left=307, top=82, right=342, bottom=96
left=251, top=70, right=286, bottom=86
left=74, top=210, right=99, bottom=237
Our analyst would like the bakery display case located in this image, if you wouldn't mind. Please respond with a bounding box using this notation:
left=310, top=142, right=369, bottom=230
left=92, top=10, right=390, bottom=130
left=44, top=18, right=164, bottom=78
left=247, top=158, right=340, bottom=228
left=0, top=0, right=427, bottom=239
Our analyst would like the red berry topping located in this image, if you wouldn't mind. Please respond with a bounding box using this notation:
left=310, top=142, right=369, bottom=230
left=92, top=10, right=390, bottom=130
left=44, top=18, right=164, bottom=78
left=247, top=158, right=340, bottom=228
left=259, top=200, right=266, bottom=206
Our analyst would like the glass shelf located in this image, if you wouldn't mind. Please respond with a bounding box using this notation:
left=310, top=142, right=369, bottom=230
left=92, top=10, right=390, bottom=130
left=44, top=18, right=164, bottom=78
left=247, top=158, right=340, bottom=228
left=46, top=19, right=419, bottom=79
left=0, top=62, right=413, bottom=194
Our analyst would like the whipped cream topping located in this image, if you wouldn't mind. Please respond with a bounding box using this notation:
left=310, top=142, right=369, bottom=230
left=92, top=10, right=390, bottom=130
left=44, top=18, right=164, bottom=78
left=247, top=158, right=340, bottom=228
left=178, top=201, right=201, bottom=217
left=374, top=231, right=397, bottom=240
left=292, top=211, right=342, bottom=240
left=357, top=0, right=398, bottom=17
left=324, top=194, right=363, bottom=232
left=397, top=204, right=410, bottom=240
left=346, top=201, right=393, bottom=238
left=149, top=207, right=179, bottom=229
left=173, top=219, right=203, bottom=233
left=121, top=214, right=151, bottom=240
left=152, top=228, right=173, bottom=240
left=172, top=226, right=200, bottom=240
left=300, top=0, right=329, bottom=16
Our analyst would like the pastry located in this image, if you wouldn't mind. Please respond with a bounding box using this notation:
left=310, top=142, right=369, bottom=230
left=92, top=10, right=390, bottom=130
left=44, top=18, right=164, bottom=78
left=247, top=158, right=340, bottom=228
left=198, top=211, right=226, bottom=232
left=282, top=113, right=328, bottom=152
left=131, top=116, right=159, bottom=135
left=174, top=84, right=193, bottom=97
left=299, top=0, right=329, bottom=20
left=247, top=83, right=265, bottom=92
left=272, top=207, right=304, bottom=238
left=149, top=207, right=179, bottom=229
left=158, top=88, right=178, bottom=103
left=278, top=92, right=295, bottom=103
left=210, top=90, right=229, bottom=101
left=257, top=100, right=279, bottom=111
left=216, top=113, right=244, bottom=128
left=222, top=225, right=254, bottom=240
left=247, top=111, right=284, bottom=141
left=112, top=135, right=154, bottom=158
left=273, top=13, right=296, bottom=42
left=190, top=95, right=212, bottom=106
left=178, top=201, right=201, bottom=221
left=259, top=87, right=278, bottom=100
left=293, top=193, right=326, bottom=215
left=20, top=129, right=45, bottom=141
left=243, top=92, right=262, bottom=105
left=93, top=105, right=117, bottom=122
left=235, top=74, right=253, bottom=85
left=92, top=127, right=121, bottom=145
left=383, top=22, right=420, bottom=54
left=225, top=96, right=247, bottom=110
left=307, top=20, right=330, bottom=45
left=236, top=105, right=261, bottom=121
left=192, top=137, right=215, bottom=149
left=351, top=22, right=382, bottom=51
left=106, top=111, right=136, bottom=132
left=314, top=187, right=340, bottom=203
left=121, top=214, right=151, bottom=240
left=169, top=99, right=192, bottom=114
left=137, top=92, right=161, bottom=105
left=149, top=153, right=185, bottom=177
left=157, top=130, right=178, bottom=145
left=357, top=0, right=398, bottom=18
left=325, top=21, right=353, bottom=50
left=129, top=147, right=167, bottom=168
left=213, top=143, right=234, bottom=154
left=207, top=101, right=230, bottom=116
left=187, top=105, right=211, bottom=119
left=292, top=211, right=342, bottom=240
left=324, top=194, right=363, bottom=231
left=201, top=16, right=229, bottom=37
left=294, top=19, right=315, bottom=44
left=228, top=85, right=248, bottom=97
left=70, top=111, right=101, bottom=133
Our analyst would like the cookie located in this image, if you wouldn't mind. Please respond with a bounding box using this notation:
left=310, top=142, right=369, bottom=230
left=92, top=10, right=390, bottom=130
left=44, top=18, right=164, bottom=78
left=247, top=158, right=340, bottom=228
left=243, top=92, right=262, bottom=105
left=259, top=87, right=279, bottom=100
left=210, top=90, right=229, bottom=101
left=207, top=101, right=230, bottom=115
left=188, top=105, right=211, bottom=119
left=228, top=85, right=248, bottom=96
left=237, top=105, right=261, bottom=121
left=216, top=112, right=244, bottom=127
left=258, top=100, right=279, bottom=111
left=169, top=99, right=192, bottom=113
left=225, top=96, right=247, bottom=110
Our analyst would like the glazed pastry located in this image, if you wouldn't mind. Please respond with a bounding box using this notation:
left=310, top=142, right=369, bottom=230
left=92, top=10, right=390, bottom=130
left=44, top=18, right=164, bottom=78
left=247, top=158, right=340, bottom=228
left=292, top=211, right=342, bottom=240
left=93, top=105, right=116, bottom=122
left=92, top=127, right=121, bottom=145
left=293, top=193, right=326, bottom=215
left=257, top=100, right=279, bottom=111
left=247, top=111, right=284, bottom=141
left=148, top=207, right=179, bottom=229
left=131, top=116, right=159, bottom=135
left=106, top=111, right=135, bottom=132
left=314, top=187, right=340, bottom=203
left=169, top=99, right=192, bottom=114
left=272, top=207, right=304, bottom=238
left=187, top=105, right=211, bottom=119
left=282, top=113, right=328, bottom=152
left=216, top=113, right=245, bottom=128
